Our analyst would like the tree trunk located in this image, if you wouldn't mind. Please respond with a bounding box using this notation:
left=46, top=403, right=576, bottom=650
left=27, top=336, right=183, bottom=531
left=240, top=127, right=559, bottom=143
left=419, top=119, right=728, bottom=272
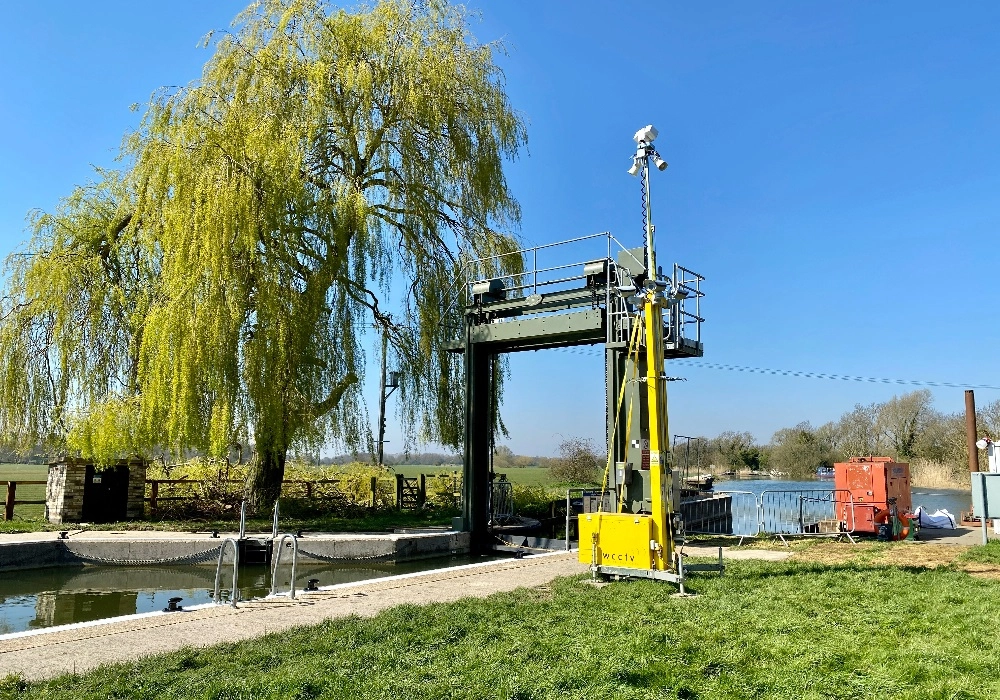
left=246, top=438, right=287, bottom=514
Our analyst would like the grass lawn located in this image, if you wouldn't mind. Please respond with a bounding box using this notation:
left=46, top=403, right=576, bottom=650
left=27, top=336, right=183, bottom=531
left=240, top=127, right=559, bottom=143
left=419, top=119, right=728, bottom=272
left=0, top=464, right=47, bottom=480
left=4, top=551, right=1000, bottom=699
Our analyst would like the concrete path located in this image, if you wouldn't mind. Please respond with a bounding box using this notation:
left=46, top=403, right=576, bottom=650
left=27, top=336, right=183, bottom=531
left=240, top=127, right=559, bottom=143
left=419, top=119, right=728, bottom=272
left=915, top=524, right=997, bottom=545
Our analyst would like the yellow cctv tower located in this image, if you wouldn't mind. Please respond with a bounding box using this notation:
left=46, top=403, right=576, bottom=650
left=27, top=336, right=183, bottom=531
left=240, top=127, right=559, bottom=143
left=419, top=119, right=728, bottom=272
left=456, top=125, right=714, bottom=591
left=577, top=125, right=697, bottom=584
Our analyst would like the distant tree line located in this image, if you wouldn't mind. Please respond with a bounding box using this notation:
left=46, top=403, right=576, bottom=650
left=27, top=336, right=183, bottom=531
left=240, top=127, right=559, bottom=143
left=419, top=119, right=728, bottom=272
left=692, top=390, right=1000, bottom=480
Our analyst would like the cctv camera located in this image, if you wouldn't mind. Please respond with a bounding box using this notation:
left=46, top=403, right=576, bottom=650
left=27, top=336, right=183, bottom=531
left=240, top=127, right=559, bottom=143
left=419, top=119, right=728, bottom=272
left=653, top=154, right=668, bottom=171
left=634, top=124, right=658, bottom=144
left=627, top=159, right=641, bottom=176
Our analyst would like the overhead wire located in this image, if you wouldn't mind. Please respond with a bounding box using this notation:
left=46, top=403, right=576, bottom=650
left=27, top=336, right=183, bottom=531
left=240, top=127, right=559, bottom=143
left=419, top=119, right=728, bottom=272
left=670, top=361, right=1000, bottom=392
left=546, top=347, right=1000, bottom=392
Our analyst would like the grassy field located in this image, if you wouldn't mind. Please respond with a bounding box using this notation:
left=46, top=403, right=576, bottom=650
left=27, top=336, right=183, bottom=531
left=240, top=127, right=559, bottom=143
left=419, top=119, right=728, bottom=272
left=0, top=463, right=47, bottom=520
left=4, top=548, right=1000, bottom=699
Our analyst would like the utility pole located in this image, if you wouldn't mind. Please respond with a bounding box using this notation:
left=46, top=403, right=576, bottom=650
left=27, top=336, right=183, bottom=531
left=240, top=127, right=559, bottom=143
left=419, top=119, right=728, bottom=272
left=376, top=329, right=400, bottom=466
left=966, top=389, right=980, bottom=473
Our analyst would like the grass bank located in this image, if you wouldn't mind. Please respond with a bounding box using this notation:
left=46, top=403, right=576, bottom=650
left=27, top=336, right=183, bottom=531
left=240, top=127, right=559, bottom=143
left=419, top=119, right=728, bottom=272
left=4, top=554, right=999, bottom=699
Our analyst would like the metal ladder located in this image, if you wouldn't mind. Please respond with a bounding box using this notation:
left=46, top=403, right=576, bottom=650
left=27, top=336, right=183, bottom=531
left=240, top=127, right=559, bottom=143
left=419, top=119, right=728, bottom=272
left=213, top=537, right=240, bottom=607
left=269, top=500, right=300, bottom=599
left=269, top=534, right=299, bottom=599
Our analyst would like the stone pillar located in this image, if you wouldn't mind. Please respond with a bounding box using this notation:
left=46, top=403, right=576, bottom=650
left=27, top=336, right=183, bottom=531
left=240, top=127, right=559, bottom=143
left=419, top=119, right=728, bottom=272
left=45, top=460, right=87, bottom=524
left=125, top=458, right=147, bottom=519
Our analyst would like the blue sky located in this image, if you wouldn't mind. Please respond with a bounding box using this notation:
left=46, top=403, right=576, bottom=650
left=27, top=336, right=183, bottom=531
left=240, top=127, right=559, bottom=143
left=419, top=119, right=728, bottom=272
left=2, top=2, right=999, bottom=456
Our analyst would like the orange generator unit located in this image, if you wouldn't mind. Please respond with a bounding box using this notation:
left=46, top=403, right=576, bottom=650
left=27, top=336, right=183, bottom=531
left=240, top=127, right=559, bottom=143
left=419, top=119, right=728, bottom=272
left=834, top=457, right=911, bottom=534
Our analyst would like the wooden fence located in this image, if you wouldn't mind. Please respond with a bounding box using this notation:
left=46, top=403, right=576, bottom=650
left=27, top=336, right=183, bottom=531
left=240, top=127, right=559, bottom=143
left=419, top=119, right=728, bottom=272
left=3, top=473, right=464, bottom=521
left=4, top=481, right=47, bottom=520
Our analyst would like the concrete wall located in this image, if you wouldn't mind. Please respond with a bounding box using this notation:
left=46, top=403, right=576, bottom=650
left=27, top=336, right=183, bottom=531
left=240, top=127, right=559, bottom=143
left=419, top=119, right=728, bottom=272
left=0, top=539, right=225, bottom=572
left=288, top=531, right=471, bottom=563
left=0, top=532, right=472, bottom=572
left=0, top=541, right=66, bottom=571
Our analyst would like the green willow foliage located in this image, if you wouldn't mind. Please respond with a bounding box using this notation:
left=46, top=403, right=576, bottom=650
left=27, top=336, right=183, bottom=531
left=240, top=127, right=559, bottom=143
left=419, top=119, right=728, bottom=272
left=0, top=0, right=526, bottom=508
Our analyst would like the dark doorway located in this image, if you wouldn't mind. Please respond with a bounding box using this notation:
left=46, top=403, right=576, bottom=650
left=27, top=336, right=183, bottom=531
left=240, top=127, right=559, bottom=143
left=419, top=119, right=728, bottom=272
left=81, top=464, right=130, bottom=523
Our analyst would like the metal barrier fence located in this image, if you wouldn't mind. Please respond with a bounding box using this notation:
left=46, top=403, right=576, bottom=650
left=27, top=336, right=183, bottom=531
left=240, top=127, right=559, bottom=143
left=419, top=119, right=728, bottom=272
left=759, top=489, right=854, bottom=539
left=491, top=478, right=514, bottom=521
left=682, top=490, right=759, bottom=540
left=607, top=488, right=860, bottom=545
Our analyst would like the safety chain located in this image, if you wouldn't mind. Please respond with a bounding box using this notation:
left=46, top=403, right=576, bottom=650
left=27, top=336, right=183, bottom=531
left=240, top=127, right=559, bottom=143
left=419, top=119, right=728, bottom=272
left=62, top=544, right=415, bottom=566
left=295, top=545, right=396, bottom=563
left=62, top=544, right=224, bottom=567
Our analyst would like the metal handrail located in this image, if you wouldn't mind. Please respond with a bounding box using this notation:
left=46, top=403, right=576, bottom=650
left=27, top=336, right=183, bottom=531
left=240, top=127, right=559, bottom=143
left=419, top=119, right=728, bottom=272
left=269, top=534, right=299, bottom=599
left=441, top=231, right=640, bottom=343
left=464, top=231, right=633, bottom=295
left=471, top=231, right=613, bottom=264
left=446, top=231, right=706, bottom=355
left=238, top=500, right=247, bottom=540
left=213, top=537, right=240, bottom=607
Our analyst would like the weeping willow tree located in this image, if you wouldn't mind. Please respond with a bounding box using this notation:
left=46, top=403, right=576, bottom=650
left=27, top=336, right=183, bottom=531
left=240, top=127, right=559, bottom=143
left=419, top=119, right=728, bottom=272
left=0, top=0, right=525, bottom=509
left=0, top=171, right=156, bottom=455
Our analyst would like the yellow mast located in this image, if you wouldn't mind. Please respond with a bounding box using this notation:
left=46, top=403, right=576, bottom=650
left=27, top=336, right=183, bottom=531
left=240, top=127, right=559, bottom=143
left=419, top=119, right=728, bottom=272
left=642, top=154, right=673, bottom=572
